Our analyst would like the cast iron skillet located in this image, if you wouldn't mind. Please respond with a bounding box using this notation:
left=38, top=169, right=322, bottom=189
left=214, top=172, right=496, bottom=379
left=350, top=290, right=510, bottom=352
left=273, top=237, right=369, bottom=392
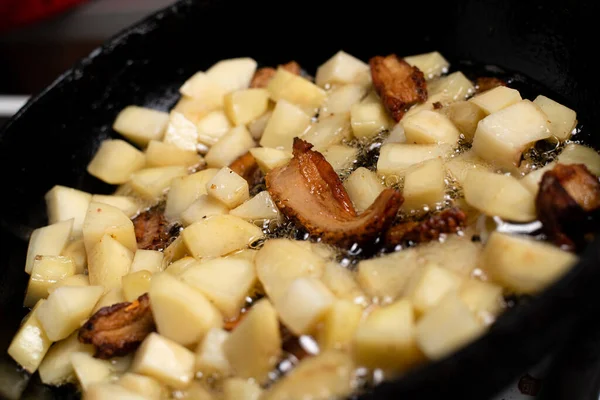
left=0, top=0, right=598, bottom=398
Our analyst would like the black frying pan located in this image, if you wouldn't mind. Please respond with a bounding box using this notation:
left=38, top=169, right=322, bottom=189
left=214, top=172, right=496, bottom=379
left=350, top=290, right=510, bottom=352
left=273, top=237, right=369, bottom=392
left=0, top=0, right=598, bottom=398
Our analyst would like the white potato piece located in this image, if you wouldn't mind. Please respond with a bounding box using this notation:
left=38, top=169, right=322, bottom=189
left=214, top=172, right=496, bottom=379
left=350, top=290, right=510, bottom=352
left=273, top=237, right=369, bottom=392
left=71, top=352, right=112, bottom=390
left=472, top=100, right=551, bottom=170
left=118, top=373, right=165, bottom=400
left=39, top=333, right=94, bottom=385
left=8, top=300, right=52, bottom=373
left=181, top=195, right=229, bottom=226
left=344, top=167, right=384, bottom=213
left=360, top=89, right=380, bottom=105
left=178, top=382, right=215, bottom=400
left=463, top=169, right=535, bottom=222
left=322, top=145, right=358, bottom=172
left=417, top=234, right=482, bottom=277
left=557, top=143, right=600, bottom=176
left=205, top=125, right=256, bottom=168
left=402, top=109, right=460, bottom=144
left=469, top=86, right=522, bottom=115
left=230, top=191, right=280, bottom=223
left=162, top=235, right=188, bottom=264
left=182, top=215, right=263, bottom=259
left=533, top=95, right=577, bottom=140
left=350, top=102, right=392, bottom=139
left=88, top=234, right=133, bottom=290
left=318, top=299, right=363, bottom=351
left=172, top=95, right=214, bottom=125
left=196, top=110, right=232, bottom=146
left=130, top=166, right=188, bottom=200
left=224, top=88, right=270, bottom=125
left=130, top=249, right=164, bottom=274
left=402, top=92, right=449, bottom=119
left=402, top=158, right=446, bottom=211
left=223, top=299, right=281, bottom=384
left=206, top=167, right=249, bottom=208
left=356, top=249, right=419, bottom=300
left=149, top=272, right=222, bottom=346
left=384, top=123, right=407, bottom=145
left=249, top=147, right=292, bottom=173
left=145, top=140, right=202, bottom=168
left=322, top=84, right=367, bottom=115
left=206, top=57, right=257, bottom=93
left=87, top=139, right=146, bottom=185
left=48, top=274, right=89, bottom=294
left=25, top=219, right=73, bottom=274
left=321, top=262, right=366, bottom=303
left=194, top=328, right=231, bottom=376
left=122, top=270, right=152, bottom=301
left=37, top=285, right=103, bottom=341
left=255, top=239, right=326, bottom=302
left=165, top=168, right=219, bottom=219
left=93, top=288, right=125, bottom=313
left=427, top=71, right=474, bottom=101
left=405, top=263, right=463, bottom=315
left=223, top=378, right=262, bottom=400
left=459, top=279, right=503, bottom=323
left=45, top=186, right=92, bottom=237
left=24, top=256, right=76, bottom=307
left=302, top=113, right=352, bottom=151
left=131, top=332, right=195, bottom=389
left=260, top=100, right=311, bottom=150
left=440, top=100, right=487, bottom=140
left=179, top=72, right=227, bottom=108
left=112, top=106, right=169, bottom=146
left=482, top=232, right=578, bottom=293
left=267, top=67, right=326, bottom=108
left=377, top=143, right=452, bottom=176
left=405, top=51, right=450, bottom=80
left=316, top=50, right=369, bottom=87
left=164, top=256, right=196, bottom=276
left=181, top=257, right=256, bottom=318
left=353, top=299, right=422, bottom=371
left=520, top=162, right=557, bottom=194
left=85, top=383, right=147, bottom=400
left=248, top=110, right=272, bottom=140
left=83, top=202, right=137, bottom=253
left=445, top=150, right=492, bottom=186
left=91, top=195, right=140, bottom=218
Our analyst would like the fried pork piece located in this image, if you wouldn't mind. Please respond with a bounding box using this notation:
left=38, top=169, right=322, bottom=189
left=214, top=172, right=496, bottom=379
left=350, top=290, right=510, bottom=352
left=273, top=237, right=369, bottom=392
left=384, top=207, right=467, bottom=247
left=229, top=151, right=264, bottom=188
left=475, top=77, right=507, bottom=94
left=266, top=138, right=403, bottom=248
left=536, top=163, right=600, bottom=251
left=132, top=204, right=181, bottom=251
left=370, top=54, right=427, bottom=121
left=79, top=294, right=155, bottom=359
left=250, top=61, right=303, bottom=88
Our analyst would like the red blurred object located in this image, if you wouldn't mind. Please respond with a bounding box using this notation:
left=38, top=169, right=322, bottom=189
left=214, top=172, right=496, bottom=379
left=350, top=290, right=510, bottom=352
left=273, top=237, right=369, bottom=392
left=0, top=0, right=90, bottom=33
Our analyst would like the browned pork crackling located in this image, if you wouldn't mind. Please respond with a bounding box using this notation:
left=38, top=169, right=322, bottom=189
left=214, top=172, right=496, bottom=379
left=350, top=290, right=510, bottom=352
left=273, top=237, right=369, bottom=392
left=250, top=61, right=303, bottom=88
left=229, top=151, right=264, bottom=188
left=132, top=204, right=180, bottom=251
left=475, top=77, right=507, bottom=94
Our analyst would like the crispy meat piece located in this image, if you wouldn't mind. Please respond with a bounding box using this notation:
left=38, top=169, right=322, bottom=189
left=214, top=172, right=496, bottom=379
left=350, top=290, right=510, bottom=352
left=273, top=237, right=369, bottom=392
left=266, top=138, right=403, bottom=248
left=536, top=163, right=600, bottom=251
left=280, top=325, right=309, bottom=361
left=132, top=204, right=180, bottom=251
left=370, top=54, right=427, bottom=121
left=250, top=61, right=302, bottom=88
left=229, top=151, right=264, bottom=188
left=385, top=208, right=467, bottom=247
left=475, top=77, right=507, bottom=94
left=79, top=294, right=155, bottom=359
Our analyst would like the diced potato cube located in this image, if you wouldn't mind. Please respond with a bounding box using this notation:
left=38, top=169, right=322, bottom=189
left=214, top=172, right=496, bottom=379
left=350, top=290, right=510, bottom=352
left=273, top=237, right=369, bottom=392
left=88, top=234, right=134, bottom=290
left=275, top=277, right=335, bottom=335
left=25, top=219, right=73, bottom=274
left=322, top=145, right=358, bottom=172
left=181, top=258, right=256, bottom=318
left=520, top=161, right=557, bottom=194
left=472, top=100, right=551, bottom=170
left=194, top=328, right=231, bottom=376
left=146, top=140, right=202, bottom=168
left=440, top=100, right=487, bottom=140
left=343, top=167, right=384, bottom=213
left=112, top=106, right=169, bottom=146
left=223, top=299, right=281, bottom=383
left=402, top=109, right=460, bottom=144
left=131, top=332, right=195, bottom=389
left=248, top=110, right=272, bottom=140
left=302, top=113, right=352, bottom=151
left=45, top=185, right=92, bottom=237
left=458, top=279, right=503, bottom=323
left=360, top=89, right=380, bottom=105
left=223, top=378, right=262, bottom=400
left=93, top=288, right=125, bottom=313
left=25, top=256, right=76, bottom=307
left=402, top=158, right=446, bottom=211
left=230, top=191, right=280, bottom=222
left=350, top=102, right=393, bottom=139
left=445, top=150, right=492, bottom=186
left=183, top=215, right=263, bottom=259
left=557, top=143, right=600, bottom=176
left=39, top=333, right=94, bottom=385
left=377, top=143, right=452, bottom=176
left=416, top=234, right=482, bottom=277
left=48, top=274, right=89, bottom=294
left=463, top=169, right=535, bottom=222
left=267, top=67, right=326, bottom=108
left=383, top=123, right=407, bottom=145
left=130, top=249, right=164, bottom=274
left=416, top=293, right=484, bottom=359
left=427, top=71, right=474, bottom=101
left=197, top=110, right=233, bottom=146
left=178, top=382, right=216, bottom=400
left=85, top=383, right=147, bottom=400
left=164, top=256, right=197, bottom=276
left=179, top=72, right=227, bottom=108
left=83, top=202, right=137, bottom=253
left=533, top=95, right=577, bottom=140
left=318, top=300, right=363, bottom=351
left=87, top=139, right=146, bottom=185
left=122, top=270, right=152, bottom=301
left=315, top=51, right=369, bottom=87
left=8, top=300, right=52, bottom=373
left=181, top=195, right=229, bottom=226
left=172, top=95, right=214, bottom=125
left=321, top=262, right=366, bottom=303
left=469, top=86, right=522, bottom=115
left=356, top=249, right=419, bottom=301
left=404, top=51, right=450, bottom=80
left=249, top=147, right=292, bottom=173
left=260, top=100, right=311, bottom=150
left=71, top=352, right=112, bottom=390
left=130, top=166, right=188, bottom=200
left=165, top=168, right=219, bottom=219
left=405, top=263, right=462, bottom=315
left=322, top=84, right=367, bottom=115
left=226, top=248, right=258, bottom=263
left=255, top=239, right=325, bottom=302
left=224, top=89, right=270, bottom=126
left=206, top=57, right=257, bottom=93
left=353, top=299, right=422, bottom=371
left=205, top=125, right=256, bottom=168
left=162, top=235, right=188, bottom=265
left=149, top=273, right=222, bottom=346
left=206, top=167, right=249, bottom=208
left=37, top=285, right=103, bottom=341
left=482, top=232, right=578, bottom=293
left=118, top=373, right=165, bottom=400
left=91, top=195, right=140, bottom=218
